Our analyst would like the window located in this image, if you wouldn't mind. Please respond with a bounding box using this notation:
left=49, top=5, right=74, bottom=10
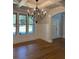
left=19, top=15, right=26, bottom=34
left=28, top=16, right=34, bottom=33
left=13, top=14, right=16, bottom=34
left=13, top=13, right=35, bottom=35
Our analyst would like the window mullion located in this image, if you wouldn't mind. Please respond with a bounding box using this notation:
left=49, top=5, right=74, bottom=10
left=26, top=14, right=29, bottom=32
left=26, top=15, right=28, bottom=32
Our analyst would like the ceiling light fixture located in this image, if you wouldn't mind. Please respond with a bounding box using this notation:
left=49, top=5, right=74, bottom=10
left=27, top=0, right=47, bottom=23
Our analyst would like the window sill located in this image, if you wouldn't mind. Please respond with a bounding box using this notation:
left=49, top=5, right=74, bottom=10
left=19, top=32, right=33, bottom=35
left=13, top=32, right=33, bottom=36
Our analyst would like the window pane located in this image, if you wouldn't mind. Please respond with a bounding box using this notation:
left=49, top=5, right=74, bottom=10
left=19, top=15, right=26, bottom=34
left=13, top=14, right=16, bottom=33
left=29, top=25, right=33, bottom=32
left=28, top=16, right=33, bottom=24
left=28, top=16, right=34, bottom=33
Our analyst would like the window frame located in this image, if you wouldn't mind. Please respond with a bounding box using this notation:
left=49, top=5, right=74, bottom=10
left=13, top=13, right=35, bottom=35
left=28, top=15, right=35, bottom=33
left=13, top=13, right=17, bottom=35
left=18, top=14, right=27, bottom=35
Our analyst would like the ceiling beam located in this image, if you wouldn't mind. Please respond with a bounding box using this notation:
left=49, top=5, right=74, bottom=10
left=18, top=0, right=36, bottom=8
left=38, top=0, right=62, bottom=9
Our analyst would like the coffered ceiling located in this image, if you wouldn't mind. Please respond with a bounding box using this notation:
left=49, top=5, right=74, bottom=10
left=13, top=0, right=64, bottom=9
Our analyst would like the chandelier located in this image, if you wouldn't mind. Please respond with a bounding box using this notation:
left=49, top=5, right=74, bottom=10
left=27, top=0, right=47, bottom=23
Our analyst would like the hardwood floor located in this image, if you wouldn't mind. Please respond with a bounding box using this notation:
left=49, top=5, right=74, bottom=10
left=13, top=39, right=65, bottom=59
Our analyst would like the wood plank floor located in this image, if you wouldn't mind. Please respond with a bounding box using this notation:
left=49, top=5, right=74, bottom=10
left=13, top=39, right=65, bottom=59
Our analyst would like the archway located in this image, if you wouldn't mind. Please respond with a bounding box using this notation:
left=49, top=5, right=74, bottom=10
left=51, top=12, right=65, bottom=39
left=48, top=6, right=65, bottom=40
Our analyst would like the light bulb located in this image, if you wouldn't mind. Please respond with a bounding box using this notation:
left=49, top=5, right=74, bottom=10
left=34, top=8, right=36, bottom=11
left=31, top=12, right=34, bottom=15
left=38, top=13, right=40, bottom=15
left=27, top=9, right=30, bottom=13
left=43, top=11, right=47, bottom=14
left=42, top=9, right=44, bottom=11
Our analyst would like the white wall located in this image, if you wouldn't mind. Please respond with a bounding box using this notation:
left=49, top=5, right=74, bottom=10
left=35, top=24, right=52, bottom=43
left=41, top=6, right=65, bottom=42
left=13, top=33, right=36, bottom=44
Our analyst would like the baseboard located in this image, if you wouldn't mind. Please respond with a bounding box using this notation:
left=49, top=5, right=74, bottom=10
left=13, top=39, right=37, bottom=48
left=13, top=38, right=53, bottom=48
left=53, top=37, right=65, bottom=40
